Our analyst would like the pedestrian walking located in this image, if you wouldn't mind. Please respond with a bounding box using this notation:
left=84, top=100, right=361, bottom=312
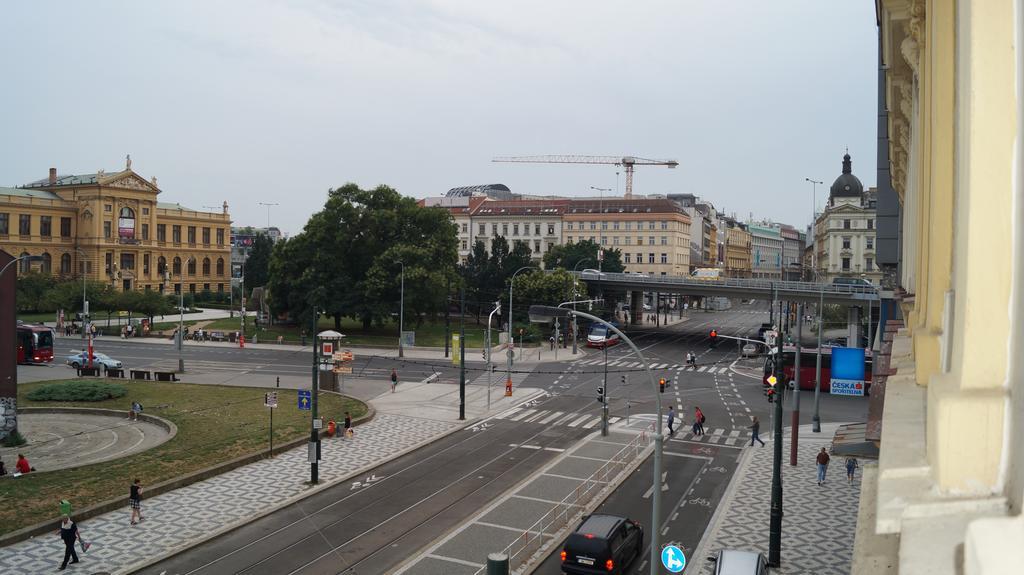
left=846, top=457, right=859, bottom=484
left=57, top=515, right=83, bottom=570
left=549, top=335, right=555, bottom=350
left=129, top=400, right=142, bottom=421
left=343, top=411, right=353, bottom=438
left=391, top=368, right=398, bottom=393
left=748, top=416, right=765, bottom=447
left=816, top=447, right=831, bottom=485
left=694, top=407, right=706, bottom=436
left=666, top=406, right=676, bottom=436
left=129, top=478, right=144, bottom=525
left=689, top=351, right=697, bottom=368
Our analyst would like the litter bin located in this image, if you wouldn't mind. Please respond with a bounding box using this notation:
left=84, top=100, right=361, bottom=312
left=60, top=499, right=72, bottom=517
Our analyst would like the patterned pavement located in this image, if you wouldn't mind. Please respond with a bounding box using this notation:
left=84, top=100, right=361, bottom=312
left=691, top=426, right=861, bottom=574
left=0, top=413, right=458, bottom=575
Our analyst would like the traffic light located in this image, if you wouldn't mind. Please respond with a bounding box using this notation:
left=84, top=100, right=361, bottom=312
left=659, top=378, right=666, bottom=393
left=597, top=386, right=605, bottom=403
left=709, top=329, right=718, bottom=343
left=482, top=349, right=487, bottom=361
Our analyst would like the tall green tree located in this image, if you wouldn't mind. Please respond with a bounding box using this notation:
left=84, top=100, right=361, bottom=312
left=543, top=240, right=625, bottom=274
left=267, top=183, right=458, bottom=330
left=243, top=233, right=273, bottom=294
left=15, top=271, right=56, bottom=312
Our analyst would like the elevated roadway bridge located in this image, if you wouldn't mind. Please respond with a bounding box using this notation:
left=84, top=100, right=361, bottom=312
left=576, top=271, right=879, bottom=305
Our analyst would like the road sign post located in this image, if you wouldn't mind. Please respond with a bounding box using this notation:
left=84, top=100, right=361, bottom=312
left=265, top=392, right=277, bottom=456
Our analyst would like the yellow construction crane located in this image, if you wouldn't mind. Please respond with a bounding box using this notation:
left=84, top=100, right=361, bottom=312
left=491, top=155, right=679, bottom=198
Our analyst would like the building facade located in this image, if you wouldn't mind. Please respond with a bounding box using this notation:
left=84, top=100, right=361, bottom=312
left=471, top=199, right=567, bottom=262
left=852, top=2, right=1024, bottom=574
left=1, top=160, right=231, bottom=294
left=813, top=154, right=881, bottom=285
left=563, top=198, right=691, bottom=275
left=720, top=218, right=752, bottom=278
left=778, top=224, right=806, bottom=281
left=748, top=222, right=782, bottom=279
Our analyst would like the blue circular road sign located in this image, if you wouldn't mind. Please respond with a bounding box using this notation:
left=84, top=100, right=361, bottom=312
left=661, top=544, right=687, bottom=573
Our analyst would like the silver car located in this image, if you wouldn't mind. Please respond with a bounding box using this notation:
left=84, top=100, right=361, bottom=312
left=66, top=351, right=123, bottom=370
left=707, top=549, right=769, bottom=575
left=741, top=343, right=760, bottom=358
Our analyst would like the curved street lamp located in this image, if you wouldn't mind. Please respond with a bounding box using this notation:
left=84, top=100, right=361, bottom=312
left=506, top=266, right=537, bottom=391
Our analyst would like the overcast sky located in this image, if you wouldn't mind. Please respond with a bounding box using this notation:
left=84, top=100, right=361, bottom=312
left=1, top=1, right=878, bottom=236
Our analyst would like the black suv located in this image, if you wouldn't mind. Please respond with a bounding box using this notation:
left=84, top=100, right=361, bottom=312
left=561, top=514, right=643, bottom=574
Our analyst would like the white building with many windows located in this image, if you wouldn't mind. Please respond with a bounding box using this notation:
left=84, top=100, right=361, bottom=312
left=814, top=153, right=881, bottom=284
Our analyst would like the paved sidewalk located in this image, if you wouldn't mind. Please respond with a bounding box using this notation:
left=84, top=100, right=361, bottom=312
left=690, top=423, right=862, bottom=574
left=0, top=378, right=545, bottom=574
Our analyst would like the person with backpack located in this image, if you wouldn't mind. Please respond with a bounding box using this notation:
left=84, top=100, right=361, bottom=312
left=391, top=368, right=398, bottom=393
left=129, top=400, right=143, bottom=421
left=694, top=406, right=706, bottom=436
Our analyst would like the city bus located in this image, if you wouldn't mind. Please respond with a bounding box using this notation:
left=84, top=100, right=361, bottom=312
left=762, top=345, right=873, bottom=394
left=17, top=324, right=55, bottom=364
left=691, top=268, right=723, bottom=280
left=586, top=323, right=621, bottom=348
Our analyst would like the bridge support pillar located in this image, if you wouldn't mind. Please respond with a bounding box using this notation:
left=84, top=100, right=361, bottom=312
left=630, top=291, right=642, bottom=326
left=847, top=306, right=862, bottom=347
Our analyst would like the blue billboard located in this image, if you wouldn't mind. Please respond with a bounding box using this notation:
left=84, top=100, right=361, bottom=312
left=830, top=347, right=866, bottom=396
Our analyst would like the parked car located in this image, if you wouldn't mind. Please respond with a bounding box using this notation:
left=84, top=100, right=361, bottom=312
left=742, top=343, right=760, bottom=357
left=66, top=351, right=123, bottom=370
left=561, top=514, right=643, bottom=574
left=706, top=549, right=769, bottom=575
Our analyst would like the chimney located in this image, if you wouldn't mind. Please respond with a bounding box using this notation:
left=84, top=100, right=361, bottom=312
left=48, top=168, right=57, bottom=184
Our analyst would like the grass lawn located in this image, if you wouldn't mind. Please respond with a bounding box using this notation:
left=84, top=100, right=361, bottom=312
left=0, top=379, right=365, bottom=536
left=16, top=312, right=56, bottom=323
left=202, top=316, right=503, bottom=347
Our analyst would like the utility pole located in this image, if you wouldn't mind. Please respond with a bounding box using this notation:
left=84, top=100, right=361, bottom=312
left=791, top=302, right=803, bottom=466
left=398, top=261, right=405, bottom=358
left=813, top=286, right=824, bottom=432
left=444, top=273, right=451, bottom=358
left=309, top=310, right=319, bottom=484
left=602, top=342, right=609, bottom=436
left=459, top=282, right=466, bottom=420
left=769, top=285, right=784, bottom=567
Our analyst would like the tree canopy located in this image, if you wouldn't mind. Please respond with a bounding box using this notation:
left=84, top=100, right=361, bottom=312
left=543, top=240, right=625, bottom=274
left=267, top=183, right=459, bottom=329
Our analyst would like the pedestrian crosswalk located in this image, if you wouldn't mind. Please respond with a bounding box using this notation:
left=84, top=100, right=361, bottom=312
left=668, top=426, right=752, bottom=446
left=573, top=358, right=733, bottom=375
left=491, top=407, right=621, bottom=430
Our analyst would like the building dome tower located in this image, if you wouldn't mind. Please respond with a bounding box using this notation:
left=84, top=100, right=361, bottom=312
left=829, top=152, right=864, bottom=204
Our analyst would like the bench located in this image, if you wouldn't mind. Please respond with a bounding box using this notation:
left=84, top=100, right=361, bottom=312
left=130, top=369, right=151, bottom=381
left=105, top=368, right=125, bottom=379
left=153, top=371, right=179, bottom=382
left=76, top=367, right=100, bottom=377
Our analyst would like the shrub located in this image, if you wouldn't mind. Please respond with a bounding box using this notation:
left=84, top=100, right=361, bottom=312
left=1, top=430, right=27, bottom=447
left=27, top=381, right=128, bottom=402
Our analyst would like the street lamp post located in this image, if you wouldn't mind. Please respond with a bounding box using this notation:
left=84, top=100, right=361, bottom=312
left=486, top=301, right=500, bottom=410
left=528, top=305, right=662, bottom=575
left=506, top=266, right=535, bottom=393
left=258, top=202, right=279, bottom=229
left=806, top=178, right=823, bottom=276
left=768, top=284, right=785, bottom=567
left=177, top=259, right=190, bottom=372
left=570, top=258, right=593, bottom=355
left=398, top=261, right=405, bottom=358
left=75, top=248, right=88, bottom=342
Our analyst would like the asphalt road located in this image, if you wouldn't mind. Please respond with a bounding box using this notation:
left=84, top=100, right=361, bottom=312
left=138, top=390, right=606, bottom=575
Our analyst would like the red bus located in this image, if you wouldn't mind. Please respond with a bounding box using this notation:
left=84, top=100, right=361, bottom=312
left=17, top=324, right=55, bottom=364
left=762, top=346, right=873, bottom=393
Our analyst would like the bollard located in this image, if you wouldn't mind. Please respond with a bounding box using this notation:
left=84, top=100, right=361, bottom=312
left=487, top=552, right=510, bottom=575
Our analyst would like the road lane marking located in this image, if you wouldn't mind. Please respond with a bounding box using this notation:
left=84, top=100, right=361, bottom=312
left=538, top=411, right=564, bottom=424
left=567, top=414, right=591, bottom=427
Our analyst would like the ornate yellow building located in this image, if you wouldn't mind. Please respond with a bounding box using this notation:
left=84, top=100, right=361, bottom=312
left=854, top=2, right=1023, bottom=574
left=0, top=158, right=231, bottom=294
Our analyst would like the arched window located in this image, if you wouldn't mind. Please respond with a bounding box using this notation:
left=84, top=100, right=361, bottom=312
left=202, top=257, right=211, bottom=276
left=157, top=256, right=167, bottom=275
left=173, top=257, right=181, bottom=275
left=216, top=258, right=225, bottom=276
left=40, top=253, right=52, bottom=274
left=19, top=251, right=31, bottom=273
left=60, top=253, right=71, bottom=275
left=187, top=258, right=196, bottom=276
left=118, top=207, right=136, bottom=239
